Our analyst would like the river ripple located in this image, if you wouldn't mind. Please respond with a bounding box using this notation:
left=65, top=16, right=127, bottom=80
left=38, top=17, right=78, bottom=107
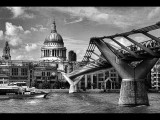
left=0, top=92, right=159, bottom=113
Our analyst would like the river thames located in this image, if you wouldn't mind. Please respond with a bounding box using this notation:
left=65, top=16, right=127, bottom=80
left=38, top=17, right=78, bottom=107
left=0, top=92, right=160, bottom=113
left=0, top=90, right=160, bottom=113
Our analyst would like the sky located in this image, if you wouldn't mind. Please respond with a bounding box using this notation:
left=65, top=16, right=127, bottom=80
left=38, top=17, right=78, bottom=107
left=0, top=7, right=160, bottom=61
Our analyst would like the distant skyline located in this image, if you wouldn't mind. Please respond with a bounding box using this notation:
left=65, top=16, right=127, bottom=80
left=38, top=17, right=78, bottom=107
left=0, top=7, right=160, bottom=61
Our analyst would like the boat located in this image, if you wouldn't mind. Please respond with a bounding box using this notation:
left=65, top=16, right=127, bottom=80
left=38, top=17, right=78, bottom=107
left=7, top=91, right=49, bottom=99
left=0, top=79, right=20, bottom=95
left=0, top=80, right=50, bottom=99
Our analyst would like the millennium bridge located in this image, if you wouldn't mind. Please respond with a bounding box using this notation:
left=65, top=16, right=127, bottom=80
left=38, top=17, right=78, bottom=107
left=61, top=21, right=160, bottom=106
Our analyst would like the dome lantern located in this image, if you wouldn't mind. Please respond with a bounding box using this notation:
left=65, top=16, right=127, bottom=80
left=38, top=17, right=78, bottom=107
left=44, top=19, right=64, bottom=45
left=51, top=19, right=57, bottom=33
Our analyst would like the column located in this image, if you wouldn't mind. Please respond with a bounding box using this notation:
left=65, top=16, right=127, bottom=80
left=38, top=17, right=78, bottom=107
left=53, top=50, right=55, bottom=57
left=55, top=50, right=56, bottom=57
left=41, top=50, right=42, bottom=57
left=42, top=50, right=44, bottom=57
left=50, top=50, right=52, bottom=57
left=61, top=50, right=62, bottom=57
left=79, top=81, right=81, bottom=90
left=96, top=73, right=98, bottom=89
left=85, top=74, right=87, bottom=89
left=64, top=50, right=66, bottom=58
left=103, top=72, right=105, bottom=89
left=59, top=50, right=60, bottom=57
left=52, top=50, right=54, bottom=56
left=57, top=49, right=59, bottom=57
left=45, top=50, right=47, bottom=57
left=91, top=74, right=93, bottom=89
left=43, top=50, right=45, bottom=57
left=59, top=50, right=61, bottom=57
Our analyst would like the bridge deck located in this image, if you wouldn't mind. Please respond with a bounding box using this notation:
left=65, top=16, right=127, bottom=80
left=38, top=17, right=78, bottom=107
left=68, top=21, right=160, bottom=78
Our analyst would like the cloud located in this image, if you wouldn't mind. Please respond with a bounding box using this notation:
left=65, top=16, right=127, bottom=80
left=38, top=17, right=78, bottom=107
left=25, top=43, right=38, bottom=52
left=6, top=7, right=35, bottom=19
left=11, top=49, right=16, bottom=54
left=26, top=7, right=160, bottom=29
left=53, top=7, right=136, bottom=28
left=5, top=22, right=24, bottom=36
left=31, top=27, right=38, bottom=32
left=15, top=55, right=34, bottom=60
left=52, top=7, right=160, bottom=29
left=24, top=30, right=31, bottom=34
left=30, top=25, right=48, bottom=32
left=63, top=36, right=88, bottom=61
left=6, top=7, right=24, bottom=18
left=5, top=22, right=31, bottom=47
left=6, top=37, right=22, bottom=46
left=109, top=38, right=132, bottom=48
left=76, top=49, right=86, bottom=61
left=147, top=7, right=160, bottom=19
left=134, top=36, right=147, bottom=42
left=22, top=13, right=35, bottom=19
left=0, top=30, right=4, bottom=40
left=63, top=36, right=88, bottom=45
left=109, top=36, right=148, bottom=49
left=64, top=17, right=83, bottom=24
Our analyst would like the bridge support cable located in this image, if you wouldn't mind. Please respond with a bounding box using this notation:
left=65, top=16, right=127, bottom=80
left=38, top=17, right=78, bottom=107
left=82, top=42, right=96, bottom=62
left=85, top=44, right=95, bottom=59
left=92, top=38, right=159, bottom=106
left=92, top=51, right=108, bottom=62
left=101, top=39, right=125, bottom=58
left=123, top=36, right=158, bottom=57
left=109, top=37, right=140, bottom=58
left=89, top=62, right=101, bottom=67
left=83, top=43, right=96, bottom=61
left=84, top=65, right=96, bottom=69
left=89, top=57, right=105, bottom=66
left=102, top=21, right=160, bottom=39
left=142, top=32, right=160, bottom=44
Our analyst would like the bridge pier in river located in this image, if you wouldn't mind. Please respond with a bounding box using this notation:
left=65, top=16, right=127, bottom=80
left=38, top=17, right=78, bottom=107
left=61, top=72, right=83, bottom=93
left=65, top=21, right=160, bottom=106
left=93, top=38, right=159, bottom=106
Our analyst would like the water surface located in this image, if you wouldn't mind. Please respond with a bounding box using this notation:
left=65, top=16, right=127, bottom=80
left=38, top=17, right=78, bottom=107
left=0, top=92, right=160, bottom=113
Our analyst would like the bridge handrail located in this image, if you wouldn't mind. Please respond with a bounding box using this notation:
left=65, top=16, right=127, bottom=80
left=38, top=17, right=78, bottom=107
left=118, top=37, right=160, bottom=54
left=77, top=22, right=160, bottom=69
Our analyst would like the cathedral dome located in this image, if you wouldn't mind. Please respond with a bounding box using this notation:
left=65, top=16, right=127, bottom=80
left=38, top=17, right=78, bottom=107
left=44, top=20, right=64, bottom=45
left=41, top=19, right=67, bottom=62
left=44, top=32, right=64, bottom=44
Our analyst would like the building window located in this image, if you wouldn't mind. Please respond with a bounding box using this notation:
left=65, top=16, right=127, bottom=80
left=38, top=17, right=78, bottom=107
left=12, top=68, right=18, bottom=76
left=21, top=68, right=28, bottom=76
left=110, top=73, right=116, bottom=77
left=47, top=72, right=50, bottom=76
left=36, top=76, right=41, bottom=79
left=42, top=72, right=45, bottom=76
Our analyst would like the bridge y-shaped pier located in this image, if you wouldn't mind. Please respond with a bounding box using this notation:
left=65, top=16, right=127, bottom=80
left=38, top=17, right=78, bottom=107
left=62, top=21, right=160, bottom=106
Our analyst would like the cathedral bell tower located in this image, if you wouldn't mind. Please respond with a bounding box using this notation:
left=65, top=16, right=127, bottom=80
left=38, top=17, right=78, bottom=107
left=2, top=41, right=11, bottom=60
